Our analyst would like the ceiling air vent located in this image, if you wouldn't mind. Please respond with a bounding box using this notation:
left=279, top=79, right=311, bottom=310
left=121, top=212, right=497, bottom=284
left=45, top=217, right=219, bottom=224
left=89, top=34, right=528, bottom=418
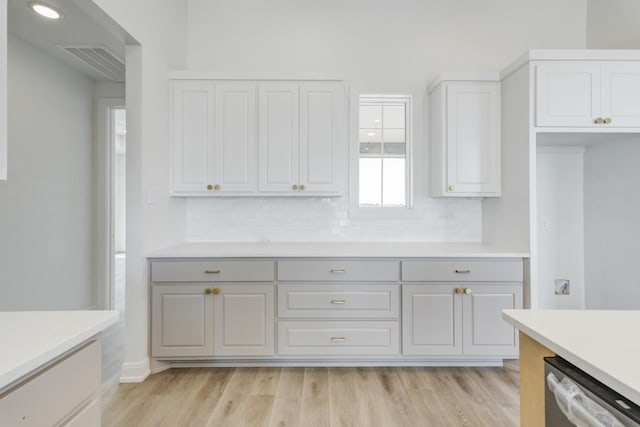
left=59, top=44, right=125, bottom=82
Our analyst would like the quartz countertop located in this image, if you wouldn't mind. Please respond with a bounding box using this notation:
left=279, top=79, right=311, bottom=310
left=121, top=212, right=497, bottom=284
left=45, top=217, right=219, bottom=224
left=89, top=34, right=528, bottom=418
left=0, top=310, right=119, bottom=392
left=148, top=242, right=529, bottom=259
left=503, top=309, right=640, bottom=406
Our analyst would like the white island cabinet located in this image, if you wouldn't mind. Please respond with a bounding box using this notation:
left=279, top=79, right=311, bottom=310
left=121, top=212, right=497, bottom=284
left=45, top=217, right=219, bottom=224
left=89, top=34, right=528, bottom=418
left=0, top=311, right=118, bottom=426
left=149, top=243, right=526, bottom=366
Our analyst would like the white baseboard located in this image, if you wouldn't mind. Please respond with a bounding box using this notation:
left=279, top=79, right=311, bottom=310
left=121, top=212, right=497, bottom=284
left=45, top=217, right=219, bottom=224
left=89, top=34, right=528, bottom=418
left=119, top=358, right=150, bottom=383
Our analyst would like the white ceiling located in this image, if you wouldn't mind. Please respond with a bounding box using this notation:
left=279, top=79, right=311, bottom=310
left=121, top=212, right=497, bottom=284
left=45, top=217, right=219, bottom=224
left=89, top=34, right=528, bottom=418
left=8, top=0, right=127, bottom=81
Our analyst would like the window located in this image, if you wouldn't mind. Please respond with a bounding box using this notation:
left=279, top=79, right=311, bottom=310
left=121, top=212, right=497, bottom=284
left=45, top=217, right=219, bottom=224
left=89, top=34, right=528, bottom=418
left=358, top=96, right=411, bottom=208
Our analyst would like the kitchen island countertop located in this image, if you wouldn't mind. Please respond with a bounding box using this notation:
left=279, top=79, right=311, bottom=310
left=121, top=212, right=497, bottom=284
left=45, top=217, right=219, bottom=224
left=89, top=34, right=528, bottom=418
left=503, top=309, right=640, bottom=406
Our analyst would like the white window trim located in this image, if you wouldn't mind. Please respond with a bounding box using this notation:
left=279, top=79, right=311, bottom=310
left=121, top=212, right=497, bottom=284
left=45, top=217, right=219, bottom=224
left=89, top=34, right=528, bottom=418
left=349, top=93, right=416, bottom=219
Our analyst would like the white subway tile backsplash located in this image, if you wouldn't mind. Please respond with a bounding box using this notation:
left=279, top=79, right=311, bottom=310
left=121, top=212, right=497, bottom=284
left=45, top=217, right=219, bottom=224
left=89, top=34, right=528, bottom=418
left=186, top=196, right=481, bottom=242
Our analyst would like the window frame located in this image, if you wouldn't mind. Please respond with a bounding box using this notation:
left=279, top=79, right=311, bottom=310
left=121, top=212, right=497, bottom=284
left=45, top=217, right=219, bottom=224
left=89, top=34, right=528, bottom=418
left=350, top=93, right=415, bottom=218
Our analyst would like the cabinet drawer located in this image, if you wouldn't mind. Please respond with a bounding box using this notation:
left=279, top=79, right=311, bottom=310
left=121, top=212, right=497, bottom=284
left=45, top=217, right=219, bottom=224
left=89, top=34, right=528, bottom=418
left=0, top=340, right=100, bottom=426
left=151, top=260, right=275, bottom=282
left=278, top=284, right=399, bottom=318
left=402, top=259, right=523, bottom=282
left=277, top=260, right=399, bottom=282
left=277, top=321, right=399, bottom=355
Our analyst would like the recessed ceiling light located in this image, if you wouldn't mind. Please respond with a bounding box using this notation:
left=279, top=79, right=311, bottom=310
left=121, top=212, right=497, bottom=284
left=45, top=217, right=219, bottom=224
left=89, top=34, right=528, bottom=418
left=30, top=2, right=63, bottom=20
left=367, top=132, right=377, bottom=136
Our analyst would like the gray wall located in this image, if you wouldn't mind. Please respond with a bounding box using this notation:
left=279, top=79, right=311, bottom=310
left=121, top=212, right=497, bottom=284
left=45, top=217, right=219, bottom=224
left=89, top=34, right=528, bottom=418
left=0, top=35, right=95, bottom=310
left=587, top=0, right=640, bottom=48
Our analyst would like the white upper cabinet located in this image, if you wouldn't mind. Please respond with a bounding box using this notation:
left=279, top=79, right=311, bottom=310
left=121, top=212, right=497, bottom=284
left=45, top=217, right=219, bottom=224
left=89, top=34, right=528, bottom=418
left=299, top=83, right=344, bottom=194
left=430, top=77, right=501, bottom=197
left=171, top=81, right=257, bottom=195
left=258, top=82, right=344, bottom=195
left=171, top=79, right=346, bottom=196
left=214, top=83, right=257, bottom=192
left=258, top=83, right=300, bottom=192
left=536, top=61, right=640, bottom=128
left=171, top=81, right=215, bottom=193
left=601, top=62, right=640, bottom=127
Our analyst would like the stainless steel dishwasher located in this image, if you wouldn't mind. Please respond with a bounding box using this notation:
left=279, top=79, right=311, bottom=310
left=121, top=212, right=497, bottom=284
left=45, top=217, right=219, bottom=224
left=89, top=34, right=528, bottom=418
left=545, top=356, right=640, bottom=426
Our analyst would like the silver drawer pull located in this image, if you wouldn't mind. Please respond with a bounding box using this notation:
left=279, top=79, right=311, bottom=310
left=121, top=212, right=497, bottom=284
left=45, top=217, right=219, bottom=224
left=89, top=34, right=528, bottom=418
left=330, top=337, right=346, bottom=342
left=330, top=300, right=346, bottom=304
left=204, top=270, right=221, bottom=274
left=329, top=269, right=346, bottom=274
left=454, top=269, right=471, bottom=274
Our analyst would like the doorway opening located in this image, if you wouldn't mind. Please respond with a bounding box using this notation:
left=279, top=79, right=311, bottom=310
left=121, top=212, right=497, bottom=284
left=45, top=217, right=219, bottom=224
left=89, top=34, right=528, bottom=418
left=112, top=107, right=126, bottom=313
left=96, top=99, right=126, bottom=312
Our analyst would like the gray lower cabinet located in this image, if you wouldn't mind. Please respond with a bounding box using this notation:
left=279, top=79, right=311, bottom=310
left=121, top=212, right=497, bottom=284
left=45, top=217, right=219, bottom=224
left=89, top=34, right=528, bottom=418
left=402, top=283, right=522, bottom=357
left=462, top=284, right=523, bottom=356
left=151, top=283, right=274, bottom=358
left=150, top=257, right=523, bottom=361
left=151, top=284, right=214, bottom=357
left=402, top=284, right=462, bottom=356
left=213, top=284, right=275, bottom=356
left=277, top=320, right=400, bottom=356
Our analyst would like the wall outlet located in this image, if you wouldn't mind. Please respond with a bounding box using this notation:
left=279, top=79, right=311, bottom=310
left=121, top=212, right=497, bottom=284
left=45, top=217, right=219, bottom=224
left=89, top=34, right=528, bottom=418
left=555, top=279, right=570, bottom=295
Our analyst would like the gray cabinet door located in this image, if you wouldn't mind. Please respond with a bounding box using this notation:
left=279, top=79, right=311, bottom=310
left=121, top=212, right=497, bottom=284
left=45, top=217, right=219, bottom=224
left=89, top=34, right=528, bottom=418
left=213, top=284, right=275, bottom=356
left=402, top=284, right=463, bottom=356
left=151, top=284, right=214, bottom=357
left=462, top=284, right=522, bottom=356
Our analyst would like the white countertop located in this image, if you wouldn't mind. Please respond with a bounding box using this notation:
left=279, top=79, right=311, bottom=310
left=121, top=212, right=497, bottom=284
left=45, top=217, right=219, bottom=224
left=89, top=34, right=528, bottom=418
left=503, top=309, right=640, bottom=406
left=148, top=242, right=529, bottom=259
left=0, top=310, right=119, bottom=392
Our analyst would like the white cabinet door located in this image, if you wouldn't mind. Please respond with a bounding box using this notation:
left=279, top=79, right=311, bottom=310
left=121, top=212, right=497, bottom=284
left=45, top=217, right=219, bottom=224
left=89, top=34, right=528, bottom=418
left=299, top=83, right=344, bottom=193
left=151, top=285, right=214, bottom=357
left=213, top=284, right=275, bottom=356
left=402, top=285, right=462, bottom=356
left=446, top=82, right=500, bottom=196
left=214, top=83, right=257, bottom=192
left=258, top=83, right=300, bottom=192
left=601, top=62, right=640, bottom=127
left=462, top=284, right=522, bottom=357
left=171, top=81, right=215, bottom=193
left=535, top=62, right=601, bottom=127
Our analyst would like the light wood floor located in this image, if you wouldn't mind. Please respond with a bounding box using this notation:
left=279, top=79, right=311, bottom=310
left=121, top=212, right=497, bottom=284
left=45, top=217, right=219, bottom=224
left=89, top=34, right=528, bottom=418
left=103, top=366, right=519, bottom=427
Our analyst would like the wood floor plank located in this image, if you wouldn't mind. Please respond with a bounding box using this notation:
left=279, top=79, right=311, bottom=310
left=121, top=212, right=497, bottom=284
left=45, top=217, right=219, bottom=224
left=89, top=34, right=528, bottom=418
left=180, top=368, right=237, bottom=426
left=395, top=367, right=444, bottom=427
left=250, top=367, right=282, bottom=396
left=103, top=366, right=520, bottom=427
left=299, top=367, right=330, bottom=427
left=207, top=368, right=263, bottom=426
left=267, top=368, right=305, bottom=427
left=328, top=368, right=359, bottom=427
